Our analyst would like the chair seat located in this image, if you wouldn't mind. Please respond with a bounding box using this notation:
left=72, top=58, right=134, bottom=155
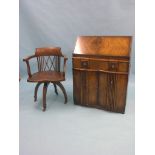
left=28, top=71, right=65, bottom=82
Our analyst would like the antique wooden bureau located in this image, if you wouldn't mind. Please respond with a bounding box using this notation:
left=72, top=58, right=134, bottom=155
left=72, top=36, right=132, bottom=113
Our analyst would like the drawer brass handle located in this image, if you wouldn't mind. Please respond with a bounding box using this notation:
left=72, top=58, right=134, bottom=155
left=111, top=64, right=115, bottom=68
left=81, top=61, right=89, bottom=68
left=109, top=63, right=118, bottom=70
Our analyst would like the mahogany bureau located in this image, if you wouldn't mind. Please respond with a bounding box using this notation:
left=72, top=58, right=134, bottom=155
left=72, top=36, right=132, bottom=113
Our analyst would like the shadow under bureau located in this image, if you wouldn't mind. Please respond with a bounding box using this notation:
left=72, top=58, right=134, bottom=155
left=72, top=36, right=132, bottom=113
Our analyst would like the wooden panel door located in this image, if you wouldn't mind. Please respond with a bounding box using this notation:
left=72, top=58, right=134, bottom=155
left=98, top=72, right=108, bottom=109
left=87, top=71, right=98, bottom=106
left=98, top=72, right=128, bottom=113
left=73, top=70, right=81, bottom=105
left=98, top=72, right=117, bottom=112
left=80, top=71, right=88, bottom=105
left=115, top=74, right=128, bottom=113
left=73, top=66, right=128, bottom=113
left=80, top=71, right=98, bottom=106
left=106, top=73, right=117, bottom=112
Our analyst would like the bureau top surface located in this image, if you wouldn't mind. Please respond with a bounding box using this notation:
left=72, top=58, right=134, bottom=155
left=73, top=36, right=132, bottom=57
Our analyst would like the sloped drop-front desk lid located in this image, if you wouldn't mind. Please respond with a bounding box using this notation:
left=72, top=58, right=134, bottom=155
left=74, top=36, right=132, bottom=57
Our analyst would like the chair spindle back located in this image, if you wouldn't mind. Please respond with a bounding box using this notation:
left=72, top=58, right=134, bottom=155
left=35, top=47, right=63, bottom=72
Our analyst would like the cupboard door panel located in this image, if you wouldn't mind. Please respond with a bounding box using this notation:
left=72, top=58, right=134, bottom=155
left=80, top=71, right=98, bottom=106
left=81, top=71, right=88, bottom=105
left=87, top=71, right=98, bottom=106
left=73, top=70, right=81, bottom=105
left=98, top=72, right=108, bottom=109
left=99, top=73, right=117, bottom=112
left=98, top=72, right=128, bottom=113
left=107, top=73, right=117, bottom=112
left=115, top=74, right=128, bottom=113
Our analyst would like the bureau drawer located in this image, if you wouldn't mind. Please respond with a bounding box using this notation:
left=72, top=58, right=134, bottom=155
left=96, top=60, right=129, bottom=72
left=73, top=58, right=90, bottom=69
left=73, top=58, right=129, bottom=73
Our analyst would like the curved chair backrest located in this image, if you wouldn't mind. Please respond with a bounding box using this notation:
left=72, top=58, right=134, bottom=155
left=35, top=47, right=63, bottom=72
left=35, top=47, right=63, bottom=56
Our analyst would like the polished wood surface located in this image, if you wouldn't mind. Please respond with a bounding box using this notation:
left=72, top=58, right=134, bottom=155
left=73, top=57, right=129, bottom=73
left=23, top=47, right=68, bottom=111
left=35, top=47, right=62, bottom=56
left=27, top=71, right=65, bottom=82
left=74, top=36, right=132, bottom=57
left=73, top=36, right=132, bottom=113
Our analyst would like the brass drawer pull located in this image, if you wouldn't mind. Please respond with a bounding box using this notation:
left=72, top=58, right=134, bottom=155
left=109, top=62, right=118, bottom=70
left=111, top=64, right=115, bottom=68
left=81, top=61, right=89, bottom=68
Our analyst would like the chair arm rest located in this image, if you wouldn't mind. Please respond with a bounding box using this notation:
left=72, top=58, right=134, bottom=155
left=23, top=55, right=36, bottom=78
left=63, top=56, right=68, bottom=77
left=23, top=55, right=36, bottom=61
left=61, top=54, right=68, bottom=60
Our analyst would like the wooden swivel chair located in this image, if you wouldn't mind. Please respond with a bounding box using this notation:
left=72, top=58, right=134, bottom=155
left=23, top=47, right=68, bottom=111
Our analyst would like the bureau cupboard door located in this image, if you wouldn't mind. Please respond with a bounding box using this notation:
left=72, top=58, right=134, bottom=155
left=73, top=70, right=98, bottom=106
left=115, top=74, right=128, bottom=113
left=87, top=71, right=98, bottom=106
left=98, top=72, right=108, bottom=109
left=98, top=72, right=117, bottom=112
left=80, top=71, right=88, bottom=105
left=98, top=72, right=128, bottom=113
left=73, top=70, right=81, bottom=105
left=80, top=71, right=98, bottom=106
left=106, top=73, right=117, bottom=112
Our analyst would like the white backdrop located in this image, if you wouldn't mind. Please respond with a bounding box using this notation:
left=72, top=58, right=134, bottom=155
left=19, top=0, right=135, bottom=77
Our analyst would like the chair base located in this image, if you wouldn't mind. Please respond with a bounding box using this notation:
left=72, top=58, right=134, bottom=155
left=34, top=81, right=67, bottom=111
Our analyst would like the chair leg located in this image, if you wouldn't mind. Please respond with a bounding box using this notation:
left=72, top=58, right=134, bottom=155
left=42, top=82, right=49, bottom=111
left=34, top=82, right=42, bottom=101
left=53, top=83, right=58, bottom=95
left=55, top=82, right=67, bottom=104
